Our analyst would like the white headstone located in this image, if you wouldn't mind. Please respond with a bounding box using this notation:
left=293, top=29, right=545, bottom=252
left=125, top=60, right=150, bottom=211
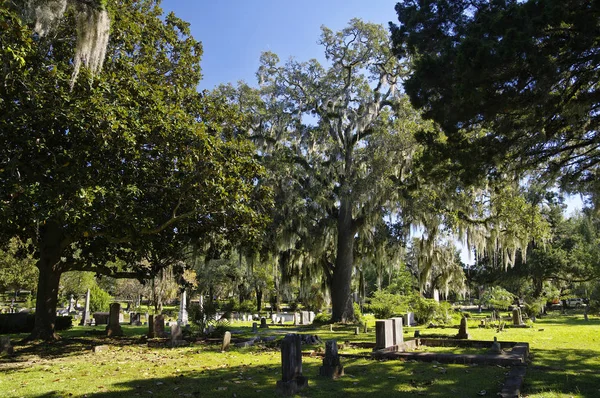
left=178, top=290, right=188, bottom=326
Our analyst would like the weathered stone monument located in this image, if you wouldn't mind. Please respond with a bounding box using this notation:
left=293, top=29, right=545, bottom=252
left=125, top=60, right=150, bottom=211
left=0, top=336, right=13, bottom=356
left=68, top=295, right=75, bottom=313
left=489, top=336, right=503, bottom=354
left=512, top=308, right=524, bottom=326
left=252, top=322, right=258, bottom=333
left=260, top=317, right=269, bottom=328
left=130, top=312, right=142, bottom=326
left=375, top=319, right=394, bottom=349
left=319, top=340, right=344, bottom=379
left=404, top=312, right=415, bottom=326
left=456, top=316, right=470, bottom=339
left=79, top=289, right=91, bottom=326
left=276, top=334, right=308, bottom=396
left=106, top=303, right=123, bottom=337
left=148, top=314, right=165, bottom=338
left=178, top=291, right=188, bottom=326
left=170, top=322, right=182, bottom=341
left=391, top=317, right=404, bottom=345
left=221, top=331, right=231, bottom=352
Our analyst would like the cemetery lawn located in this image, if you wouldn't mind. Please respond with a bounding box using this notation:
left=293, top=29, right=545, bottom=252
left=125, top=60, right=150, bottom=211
left=0, top=313, right=598, bottom=397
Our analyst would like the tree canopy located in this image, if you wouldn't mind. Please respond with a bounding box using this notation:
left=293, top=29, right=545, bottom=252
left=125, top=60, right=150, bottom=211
left=391, top=0, right=600, bottom=204
left=0, top=0, right=270, bottom=339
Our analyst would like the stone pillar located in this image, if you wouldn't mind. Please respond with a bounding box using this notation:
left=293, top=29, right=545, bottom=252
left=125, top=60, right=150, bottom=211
left=391, top=317, right=404, bottom=345
left=319, top=340, right=344, bottom=379
left=375, top=320, right=394, bottom=349
left=80, top=289, right=91, bottom=326
left=106, top=303, right=123, bottom=337
left=276, top=334, right=308, bottom=395
left=221, top=331, right=231, bottom=351
left=178, top=291, right=188, bottom=326
left=456, top=316, right=470, bottom=339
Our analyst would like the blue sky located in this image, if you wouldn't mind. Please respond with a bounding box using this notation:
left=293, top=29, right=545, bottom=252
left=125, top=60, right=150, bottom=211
left=158, top=1, right=584, bottom=265
left=160, top=0, right=399, bottom=90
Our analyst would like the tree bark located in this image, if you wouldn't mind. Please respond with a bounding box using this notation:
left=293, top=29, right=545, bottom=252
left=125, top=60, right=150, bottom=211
left=331, top=198, right=356, bottom=323
left=30, top=222, right=64, bottom=340
left=255, top=287, right=262, bottom=313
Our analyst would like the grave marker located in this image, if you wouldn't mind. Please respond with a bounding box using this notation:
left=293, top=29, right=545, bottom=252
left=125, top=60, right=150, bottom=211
left=221, top=331, right=231, bottom=351
left=79, top=289, right=91, bottom=326
left=276, top=334, right=308, bottom=396
left=178, top=291, right=188, bottom=326
left=391, top=317, right=404, bottom=345
left=375, top=320, right=394, bottom=349
left=106, top=303, right=123, bottom=337
left=456, top=316, right=470, bottom=339
left=319, top=340, right=344, bottom=379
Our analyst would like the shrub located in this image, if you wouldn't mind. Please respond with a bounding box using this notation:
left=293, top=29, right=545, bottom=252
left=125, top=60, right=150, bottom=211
left=313, top=312, right=331, bottom=325
left=368, top=289, right=409, bottom=319
left=89, top=284, right=111, bottom=312
left=353, top=302, right=364, bottom=325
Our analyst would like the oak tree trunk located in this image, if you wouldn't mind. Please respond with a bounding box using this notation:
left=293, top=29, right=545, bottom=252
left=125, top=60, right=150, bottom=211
left=331, top=198, right=355, bottom=323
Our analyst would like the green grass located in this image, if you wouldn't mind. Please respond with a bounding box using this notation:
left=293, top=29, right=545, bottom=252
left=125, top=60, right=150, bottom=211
left=0, top=312, right=598, bottom=397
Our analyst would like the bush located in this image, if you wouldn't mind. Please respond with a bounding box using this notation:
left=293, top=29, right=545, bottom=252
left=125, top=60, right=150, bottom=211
left=89, top=284, right=111, bottom=312
left=313, top=312, right=331, bottom=325
left=353, top=302, right=364, bottom=325
left=368, top=289, right=409, bottom=319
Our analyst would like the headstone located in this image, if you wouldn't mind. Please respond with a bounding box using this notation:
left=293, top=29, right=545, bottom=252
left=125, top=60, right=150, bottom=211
left=106, top=303, right=123, bottom=337
left=391, top=317, right=404, bottom=345
left=148, top=315, right=154, bottom=336
left=355, top=326, right=359, bottom=335
left=309, top=311, right=315, bottom=323
left=489, top=336, right=503, bottom=354
left=456, top=316, right=470, bottom=339
left=276, top=334, right=308, bottom=395
left=404, top=312, right=415, bottom=326
left=93, top=312, right=109, bottom=325
left=0, top=336, right=13, bottom=356
left=149, top=314, right=165, bottom=338
left=170, top=322, right=183, bottom=342
left=279, top=317, right=284, bottom=325
left=178, top=291, right=188, bottom=326
left=319, top=340, right=344, bottom=379
left=375, top=320, right=394, bottom=349
left=294, top=313, right=299, bottom=325
left=260, top=317, right=269, bottom=328
left=252, top=322, right=258, bottom=333
left=68, top=295, right=75, bottom=312
left=301, top=311, right=310, bottom=325
left=512, top=308, right=523, bottom=326
left=118, top=311, right=124, bottom=323
left=271, top=313, right=277, bottom=324
left=130, top=312, right=142, bottom=326
left=221, top=331, right=231, bottom=351
left=80, top=289, right=91, bottom=326
left=363, top=322, right=368, bottom=333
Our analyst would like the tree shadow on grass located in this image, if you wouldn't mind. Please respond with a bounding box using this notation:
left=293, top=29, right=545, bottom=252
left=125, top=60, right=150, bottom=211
left=24, top=356, right=511, bottom=398
left=526, top=347, right=600, bottom=396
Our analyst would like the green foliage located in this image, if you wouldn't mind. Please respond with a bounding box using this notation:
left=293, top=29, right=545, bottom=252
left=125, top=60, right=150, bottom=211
left=392, top=0, right=600, bottom=204
left=312, top=312, right=332, bottom=325
left=352, top=302, right=364, bottom=325
left=89, top=284, right=111, bottom=313
left=0, top=238, right=38, bottom=292
left=367, top=289, right=409, bottom=319
left=480, top=287, right=514, bottom=311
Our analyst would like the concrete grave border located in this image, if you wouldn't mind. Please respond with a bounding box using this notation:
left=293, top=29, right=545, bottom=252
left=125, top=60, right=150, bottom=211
left=371, top=338, right=529, bottom=398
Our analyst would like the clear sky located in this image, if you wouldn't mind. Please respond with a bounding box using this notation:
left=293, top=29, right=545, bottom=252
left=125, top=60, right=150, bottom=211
left=159, top=0, right=399, bottom=90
